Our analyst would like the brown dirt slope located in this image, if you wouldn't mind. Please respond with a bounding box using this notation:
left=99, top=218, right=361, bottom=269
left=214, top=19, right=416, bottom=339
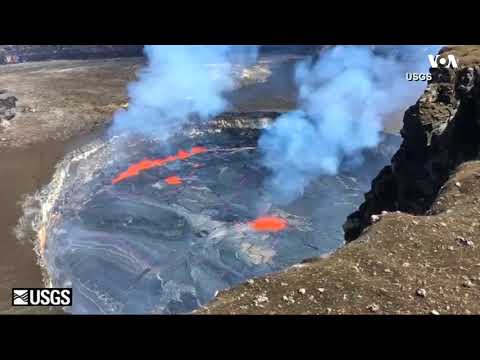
left=440, top=45, right=480, bottom=66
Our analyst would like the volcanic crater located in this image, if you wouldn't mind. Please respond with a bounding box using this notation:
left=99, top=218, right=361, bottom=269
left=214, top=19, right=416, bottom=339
left=27, top=111, right=400, bottom=314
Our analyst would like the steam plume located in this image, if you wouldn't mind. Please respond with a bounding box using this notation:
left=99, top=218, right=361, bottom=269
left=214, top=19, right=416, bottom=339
left=110, top=45, right=258, bottom=139
left=259, top=45, right=442, bottom=204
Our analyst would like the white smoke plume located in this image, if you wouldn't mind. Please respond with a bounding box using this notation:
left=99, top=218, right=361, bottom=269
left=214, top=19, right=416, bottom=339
left=109, top=45, right=258, bottom=140
left=259, top=45, right=443, bottom=204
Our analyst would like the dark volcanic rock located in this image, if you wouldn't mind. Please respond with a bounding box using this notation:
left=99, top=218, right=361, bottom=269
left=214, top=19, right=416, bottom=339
left=0, top=94, right=18, bottom=122
left=344, top=52, right=480, bottom=242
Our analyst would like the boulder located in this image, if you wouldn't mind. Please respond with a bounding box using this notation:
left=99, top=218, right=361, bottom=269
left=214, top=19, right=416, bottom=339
left=0, top=95, right=18, bottom=122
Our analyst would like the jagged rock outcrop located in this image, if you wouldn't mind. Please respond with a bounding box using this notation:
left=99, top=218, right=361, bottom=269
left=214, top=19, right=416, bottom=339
left=344, top=48, right=480, bottom=242
left=0, top=92, right=18, bottom=130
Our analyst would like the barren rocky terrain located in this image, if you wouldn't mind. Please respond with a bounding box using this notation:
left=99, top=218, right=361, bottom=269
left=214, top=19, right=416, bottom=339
left=0, top=58, right=142, bottom=149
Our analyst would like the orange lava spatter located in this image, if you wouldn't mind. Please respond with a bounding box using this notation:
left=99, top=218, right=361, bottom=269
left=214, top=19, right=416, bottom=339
left=248, top=216, right=288, bottom=232
left=165, top=176, right=183, bottom=185
left=112, top=146, right=208, bottom=184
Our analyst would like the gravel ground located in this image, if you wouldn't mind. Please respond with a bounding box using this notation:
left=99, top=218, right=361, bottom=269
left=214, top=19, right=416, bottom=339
left=0, top=58, right=142, bottom=149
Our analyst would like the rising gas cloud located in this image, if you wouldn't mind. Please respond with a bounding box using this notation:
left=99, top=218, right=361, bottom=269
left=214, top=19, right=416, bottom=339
left=259, top=45, right=442, bottom=204
left=110, top=45, right=258, bottom=139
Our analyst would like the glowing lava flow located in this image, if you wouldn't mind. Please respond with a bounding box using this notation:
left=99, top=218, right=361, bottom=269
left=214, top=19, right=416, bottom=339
left=165, top=176, right=183, bottom=185
left=249, top=216, right=288, bottom=232
left=112, top=146, right=207, bottom=184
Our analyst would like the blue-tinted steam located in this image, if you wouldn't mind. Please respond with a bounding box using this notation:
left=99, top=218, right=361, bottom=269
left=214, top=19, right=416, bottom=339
left=110, top=45, right=258, bottom=139
left=259, top=45, right=442, bottom=204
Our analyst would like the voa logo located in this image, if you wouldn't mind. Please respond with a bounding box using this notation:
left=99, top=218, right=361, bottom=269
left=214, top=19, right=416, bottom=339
left=406, top=54, right=459, bottom=82
left=428, top=54, right=458, bottom=69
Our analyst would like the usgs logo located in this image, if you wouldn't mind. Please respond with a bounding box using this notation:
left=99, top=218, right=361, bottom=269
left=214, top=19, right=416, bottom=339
left=406, top=54, right=459, bottom=82
left=406, top=73, right=432, bottom=81
left=12, top=288, right=72, bottom=306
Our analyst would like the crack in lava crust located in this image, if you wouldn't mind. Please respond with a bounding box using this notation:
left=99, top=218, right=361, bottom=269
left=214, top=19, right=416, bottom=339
left=111, top=146, right=208, bottom=184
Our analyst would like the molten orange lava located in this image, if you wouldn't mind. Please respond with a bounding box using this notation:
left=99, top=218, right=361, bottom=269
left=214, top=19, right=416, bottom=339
left=112, top=146, right=208, bottom=184
left=248, top=216, right=288, bottom=232
left=165, top=176, right=183, bottom=185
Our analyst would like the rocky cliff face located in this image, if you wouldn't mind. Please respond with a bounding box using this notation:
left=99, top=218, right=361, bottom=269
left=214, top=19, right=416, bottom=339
left=344, top=46, right=480, bottom=242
